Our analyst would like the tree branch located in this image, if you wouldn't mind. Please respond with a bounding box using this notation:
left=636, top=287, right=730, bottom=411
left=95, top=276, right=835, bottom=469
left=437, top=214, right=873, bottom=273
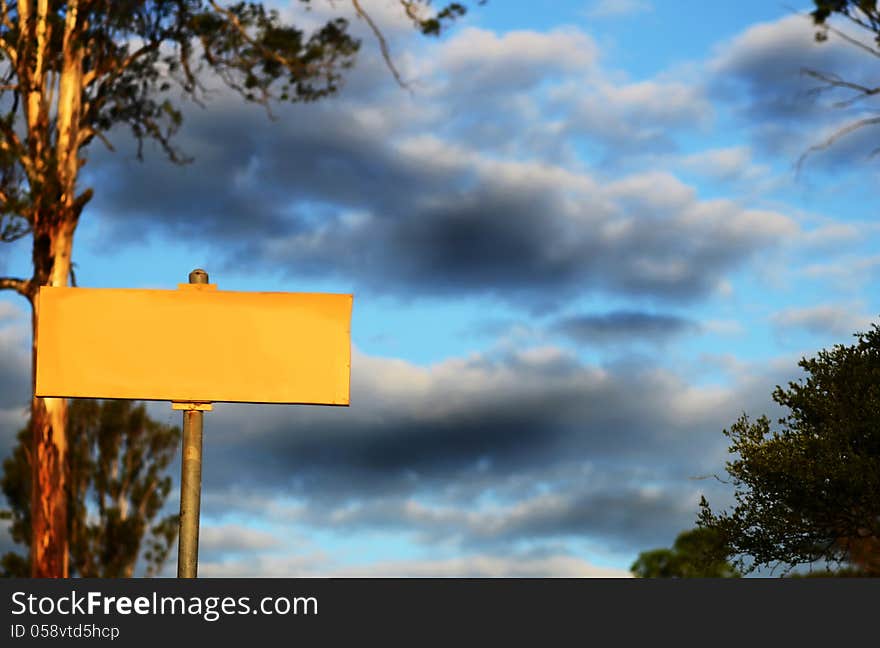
left=76, top=125, right=115, bottom=152
left=801, top=68, right=880, bottom=108
left=0, top=0, right=10, bottom=27
left=0, top=36, right=17, bottom=67
left=351, top=0, right=411, bottom=92
left=0, top=102, right=36, bottom=182
left=796, top=115, right=880, bottom=174
left=82, top=40, right=160, bottom=90
left=0, top=1, right=16, bottom=66
left=207, top=1, right=313, bottom=78
left=816, top=15, right=880, bottom=58
left=0, top=276, right=31, bottom=298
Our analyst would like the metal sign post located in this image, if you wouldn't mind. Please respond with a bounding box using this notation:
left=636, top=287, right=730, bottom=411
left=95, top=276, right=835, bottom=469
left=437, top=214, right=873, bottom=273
left=176, top=269, right=209, bottom=578
left=177, top=406, right=204, bottom=577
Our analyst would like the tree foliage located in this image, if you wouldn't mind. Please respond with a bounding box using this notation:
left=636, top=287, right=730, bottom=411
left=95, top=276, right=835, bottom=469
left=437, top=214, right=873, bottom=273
left=630, top=527, right=740, bottom=578
left=0, top=0, right=480, bottom=577
left=1, top=399, right=180, bottom=577
left=812, top=1, right=880, bottom=38
left=699, top=325, right=880, bottom=576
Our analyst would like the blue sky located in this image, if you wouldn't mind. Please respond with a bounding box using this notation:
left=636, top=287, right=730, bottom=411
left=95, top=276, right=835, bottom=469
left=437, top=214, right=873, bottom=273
left=2, top=0, right=880, bottom=576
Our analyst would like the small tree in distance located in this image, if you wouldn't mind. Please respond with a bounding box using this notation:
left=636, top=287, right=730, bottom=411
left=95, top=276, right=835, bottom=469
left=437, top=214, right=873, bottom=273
left=630, top=527, right=740, bottom=578
left=699, top=324, right=880, bottom=576
left=2, top=399, right=180, bottom=577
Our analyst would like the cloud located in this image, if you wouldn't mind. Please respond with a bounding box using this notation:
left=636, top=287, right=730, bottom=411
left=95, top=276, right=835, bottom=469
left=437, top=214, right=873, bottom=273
left=299, top=477, right=706, bottom=554
left=552, top=311, right=697, bottom=345
left=770, top=303, right=876, bottom=338
left=175, top=343, right=799, bottom=558
left=196, top=549, right=332, bottom=578
left=710, top=14, right=853, bottom=118
left=0, top=300, right=24, bottom=323
left=680, top=146, right=771, bottom=185
left=88, top=102, right=796, bottom=308
left=551, top=78, right=713, bottom=158
left=701, top=319, right=745, bottom=336
left=709, top=13, right=880, bottom=164
left=77, top=21, right=793, bottom=310
left=435, top=27, right=598, bottom=92
left=585, top=80, right=710, bottom=131
left=199, top=347, right=743, bottom=491
left=796, top=253, right=880, bottom=301
left=196, top=549, right=630, bottom=578
left=0, top=301, right=30, bottom=438
left=586, top=0, right=653, bottom=19
left=0, top=518, right=20, bottom=559
left=323, top=553, right=632, bottom=577
left=198, top=524, right=281, bottom=554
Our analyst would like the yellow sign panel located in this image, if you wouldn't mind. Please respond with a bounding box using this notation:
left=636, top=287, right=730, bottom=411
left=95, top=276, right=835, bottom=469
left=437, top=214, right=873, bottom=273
left=35, top=286, right=352, bottom=405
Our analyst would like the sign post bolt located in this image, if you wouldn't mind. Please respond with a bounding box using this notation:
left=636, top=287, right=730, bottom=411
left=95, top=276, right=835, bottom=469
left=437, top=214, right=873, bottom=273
left=177, top=268, right=208, bottom=578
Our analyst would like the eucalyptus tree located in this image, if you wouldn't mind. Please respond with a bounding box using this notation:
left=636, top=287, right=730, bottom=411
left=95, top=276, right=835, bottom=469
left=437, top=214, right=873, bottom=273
left=2, top=398, right=180, bottom=577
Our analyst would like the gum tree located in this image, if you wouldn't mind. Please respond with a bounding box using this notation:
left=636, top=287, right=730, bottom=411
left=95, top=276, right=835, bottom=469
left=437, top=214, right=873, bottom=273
left=0, top=0, right=479, bottom=577
left=2, top=399, right=180, bottom=577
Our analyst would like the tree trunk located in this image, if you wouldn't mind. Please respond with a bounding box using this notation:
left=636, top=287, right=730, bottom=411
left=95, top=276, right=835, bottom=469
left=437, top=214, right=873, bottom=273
left=29, top=394, right=68, bottom=578
left=29, top=218, right=76, bottom=578
left=26, top=0, right=87, bottom=576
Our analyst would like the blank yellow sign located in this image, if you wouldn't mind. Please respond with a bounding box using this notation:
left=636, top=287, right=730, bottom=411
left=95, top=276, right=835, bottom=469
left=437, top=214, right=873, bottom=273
left=35, top=285, right=352, bottom=405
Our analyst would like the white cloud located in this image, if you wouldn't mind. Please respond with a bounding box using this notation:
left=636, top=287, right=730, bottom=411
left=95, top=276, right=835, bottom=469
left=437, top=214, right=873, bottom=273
left=801, top=254, right=880, bottom=282
left=701, top=319, right=745, bottom=336
left=681, top=146, right=769, bottom=183
left=770, top=303, right=875, bottom=337
left=199, top=550, right=630, bottom=578
left=197, top=550, right=332, bottom=578
left=710, top=14, right=830, bottom=83
left=331, top=554, right=632, bottom=578
left=586, top=0, right=653, bottom=18
left=199, top=524, right=281, bottom=553
left=798, top=222, right=862, bottom=249
left=708, top=13, right=880, bottom=165
left=437, top=26, right=599, bottom=84
left=0, top=300, right=26, bottom=324
left=555, top=78, right=713, bottom=150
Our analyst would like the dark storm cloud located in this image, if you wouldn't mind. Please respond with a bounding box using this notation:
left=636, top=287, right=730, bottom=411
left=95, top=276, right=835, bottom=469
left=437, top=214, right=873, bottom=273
left=0, top=519, right=20, bottom=559
left=0, top=319, right=29, bottom=564
left=552, top=310, right=697, bottom=344
left=87, top=100, right=795, bottom=306
left=0, top=302, right=30, bottom=457
left=85, top=98, right=417, bottom=243
left=184, top=346, right=797, bottom=553
left=291, top=472, right=710, bottom=554
left=200, top=350, right=706, bottom=494
left=473, top=486, right=699, bottom=550
left=80, top=22, right=795, bottom=308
